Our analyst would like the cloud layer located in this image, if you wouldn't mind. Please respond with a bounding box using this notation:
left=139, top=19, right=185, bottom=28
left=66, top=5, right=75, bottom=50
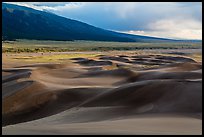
left=4, top=2, right=202, bottom=40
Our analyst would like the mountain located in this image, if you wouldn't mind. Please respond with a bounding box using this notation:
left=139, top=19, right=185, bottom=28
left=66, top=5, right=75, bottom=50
left=2, top=3, right=177, bottom=42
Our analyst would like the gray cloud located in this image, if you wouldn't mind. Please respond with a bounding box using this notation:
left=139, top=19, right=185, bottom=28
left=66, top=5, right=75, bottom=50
left=33, top=2, right=70, bottom=7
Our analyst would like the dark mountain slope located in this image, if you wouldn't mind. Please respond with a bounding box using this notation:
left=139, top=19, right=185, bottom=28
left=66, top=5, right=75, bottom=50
left=2, top=3, right=175, bottom=42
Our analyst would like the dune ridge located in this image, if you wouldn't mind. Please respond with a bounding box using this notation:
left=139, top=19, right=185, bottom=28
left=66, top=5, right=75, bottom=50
left=2, top=53, right=202, bottom=134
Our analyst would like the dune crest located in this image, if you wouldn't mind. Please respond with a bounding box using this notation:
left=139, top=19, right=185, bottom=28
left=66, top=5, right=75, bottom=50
left=2, top=53, right=202, bottom=134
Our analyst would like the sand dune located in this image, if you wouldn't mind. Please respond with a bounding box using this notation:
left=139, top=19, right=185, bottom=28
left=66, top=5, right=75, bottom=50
left=2, top=53, right=202, bottom=135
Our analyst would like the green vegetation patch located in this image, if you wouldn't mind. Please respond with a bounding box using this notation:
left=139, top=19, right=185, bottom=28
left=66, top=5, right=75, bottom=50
left=10, top=53, right=100, bottom=63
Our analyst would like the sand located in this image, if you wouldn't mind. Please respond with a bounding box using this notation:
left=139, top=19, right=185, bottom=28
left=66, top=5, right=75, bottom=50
left=2, top=50, right=202, bottom=135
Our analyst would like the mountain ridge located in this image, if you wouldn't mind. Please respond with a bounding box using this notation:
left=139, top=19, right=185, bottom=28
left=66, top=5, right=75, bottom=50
left=2, top=3, right=201, bottom=43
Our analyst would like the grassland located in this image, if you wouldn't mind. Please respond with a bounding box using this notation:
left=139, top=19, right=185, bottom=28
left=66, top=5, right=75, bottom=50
left=2, top=39, right=202, bottom=53
left=9, top=53, right=100, bottom=63
left=2, top=39, right=202, bottom=64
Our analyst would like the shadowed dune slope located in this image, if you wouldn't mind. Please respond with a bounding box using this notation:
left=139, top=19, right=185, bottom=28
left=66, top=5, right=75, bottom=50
left=2, top=54, right=202, bottom=134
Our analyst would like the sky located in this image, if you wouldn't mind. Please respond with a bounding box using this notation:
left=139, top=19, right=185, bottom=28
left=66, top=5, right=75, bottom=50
left=5, top=2, right=202, bottom=40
